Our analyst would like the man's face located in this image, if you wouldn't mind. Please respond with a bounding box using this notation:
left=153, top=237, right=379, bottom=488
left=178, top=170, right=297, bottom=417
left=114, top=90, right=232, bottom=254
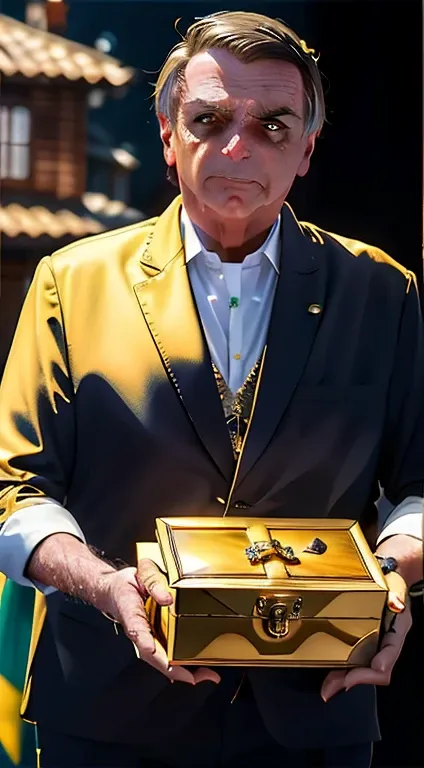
left=159, top=48, right=316, bottom=221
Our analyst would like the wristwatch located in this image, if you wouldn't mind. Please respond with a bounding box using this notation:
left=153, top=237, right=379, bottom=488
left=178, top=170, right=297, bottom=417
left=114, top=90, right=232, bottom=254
left=375, top=555, right=398, bottom=575
left=376, top=556, right=424, bottom=598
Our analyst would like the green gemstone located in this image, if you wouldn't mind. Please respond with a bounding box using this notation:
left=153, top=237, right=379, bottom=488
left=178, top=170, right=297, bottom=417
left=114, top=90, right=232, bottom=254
left=229, top=296, right=240, bottom=309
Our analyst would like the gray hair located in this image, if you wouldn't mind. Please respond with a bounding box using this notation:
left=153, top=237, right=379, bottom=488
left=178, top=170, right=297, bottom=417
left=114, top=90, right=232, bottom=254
left=154, top=11, right=326, bottom=137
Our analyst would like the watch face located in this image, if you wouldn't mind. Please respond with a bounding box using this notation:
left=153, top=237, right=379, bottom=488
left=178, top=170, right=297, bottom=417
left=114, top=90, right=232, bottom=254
left=379, top=556, right=398, bottom=574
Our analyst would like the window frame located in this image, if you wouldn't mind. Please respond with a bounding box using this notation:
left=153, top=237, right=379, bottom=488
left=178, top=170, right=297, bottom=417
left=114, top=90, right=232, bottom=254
left=0, top=100, right=33, bottom=185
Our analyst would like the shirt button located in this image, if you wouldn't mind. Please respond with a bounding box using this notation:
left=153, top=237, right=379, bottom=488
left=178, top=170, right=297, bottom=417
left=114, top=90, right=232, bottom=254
left=234, top=353, right=241, bottom=360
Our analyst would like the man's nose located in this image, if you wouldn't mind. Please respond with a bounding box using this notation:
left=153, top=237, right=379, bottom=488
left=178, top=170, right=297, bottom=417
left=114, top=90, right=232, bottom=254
left=221, top=133, right=251, bottom=162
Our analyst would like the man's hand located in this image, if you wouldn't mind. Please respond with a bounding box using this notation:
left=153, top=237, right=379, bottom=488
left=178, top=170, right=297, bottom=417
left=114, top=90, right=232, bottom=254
left=99, top=559, right=221, bottom=686
left=321, top=571, right=411, bottom=702
left=27, top=533, right=220, bottom=686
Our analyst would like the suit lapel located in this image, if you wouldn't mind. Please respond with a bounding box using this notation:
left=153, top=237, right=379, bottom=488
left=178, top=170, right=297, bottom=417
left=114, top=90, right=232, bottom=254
left=236, top=204, right=329, bottom=486
left=134, top=196, right=234, bottom=482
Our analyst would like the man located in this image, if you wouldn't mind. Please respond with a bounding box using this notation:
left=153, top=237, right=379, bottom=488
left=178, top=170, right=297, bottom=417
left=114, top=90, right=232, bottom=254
left=0, top=11, right=422, bottom=768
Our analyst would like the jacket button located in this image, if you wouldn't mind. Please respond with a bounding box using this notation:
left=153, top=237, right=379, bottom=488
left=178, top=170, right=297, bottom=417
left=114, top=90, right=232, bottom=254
left=233, top=500, right=251, bottom=510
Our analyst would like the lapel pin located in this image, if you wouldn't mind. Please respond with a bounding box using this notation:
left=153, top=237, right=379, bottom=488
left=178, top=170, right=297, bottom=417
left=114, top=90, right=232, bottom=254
left=308, top=303, right=322, bottom=315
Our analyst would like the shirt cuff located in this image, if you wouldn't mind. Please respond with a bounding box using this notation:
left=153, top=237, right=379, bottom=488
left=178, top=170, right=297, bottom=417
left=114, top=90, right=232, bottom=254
left=0, top=500, right=86, bottom=594
left=377, top=495, right=423, bottom=544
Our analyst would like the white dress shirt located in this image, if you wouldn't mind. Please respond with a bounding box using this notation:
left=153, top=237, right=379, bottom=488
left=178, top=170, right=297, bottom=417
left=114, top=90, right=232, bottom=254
left=182, top=207, right=280, bottom=393
left=0, top=208, right=421, bottom=590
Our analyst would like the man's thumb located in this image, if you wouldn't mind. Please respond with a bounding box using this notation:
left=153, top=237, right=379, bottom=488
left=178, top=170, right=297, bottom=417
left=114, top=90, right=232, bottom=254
left=136, top=558, right=173, bottom=605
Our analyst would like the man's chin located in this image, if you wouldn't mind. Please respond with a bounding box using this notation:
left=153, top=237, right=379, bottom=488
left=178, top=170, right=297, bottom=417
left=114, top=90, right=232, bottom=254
left=205, top=195, right=259, bottom=219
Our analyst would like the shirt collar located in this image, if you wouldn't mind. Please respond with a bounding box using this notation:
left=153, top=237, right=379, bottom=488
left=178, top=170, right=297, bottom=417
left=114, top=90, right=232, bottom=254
left=180, top=206, right=281, bottom=275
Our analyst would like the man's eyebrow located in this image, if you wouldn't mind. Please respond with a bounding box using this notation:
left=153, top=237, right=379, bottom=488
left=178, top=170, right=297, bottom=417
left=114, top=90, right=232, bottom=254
left=183, top=98, right=233, bottom=115
left=183, top=99, right=301, bottom=122
left=252, top=106, right=301, bottom=121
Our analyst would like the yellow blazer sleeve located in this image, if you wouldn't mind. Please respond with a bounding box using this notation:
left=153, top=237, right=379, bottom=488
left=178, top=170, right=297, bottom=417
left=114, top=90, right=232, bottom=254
left=0, top=256, right=75, bottom=524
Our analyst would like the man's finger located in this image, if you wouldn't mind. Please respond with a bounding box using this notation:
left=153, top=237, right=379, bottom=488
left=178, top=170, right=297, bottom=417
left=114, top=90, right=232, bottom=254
left=321, top=661, right=393, bottom=701
left=121, top=594, right=157, bottom=656
left=122, top=610, right=208, bottom=685
left=136, top=558, right=173, bottom=605
left=109, top=572, right=203, bottom=685
left=369, top=643, right=400, bottom=675
left=384, top=571, right=407, bottom=612
left=167, top=666, right=197, bottom=684
left=135, top=641, right=215, bottom=685
left=192, top=667, right=221, bottom=684
left=379, top=609, right=411, bottom=658
left=344, top=666, right=391, bottom=688
left=126, top=621, right=192, bottom=681
left=131, top=633, right=220, bottom=685
left=125, top=617, right=156, bottom=656
left=322, top=603, right=412, bottom=700
left=343, top=639, right=403, bottom=688
left=139, top=639, right=194, bottom=683
left=115, top=576, right=161, bottom=658
left=321, top=670, right=347, bottom=701
left=167, top=665, right=221, bottom=685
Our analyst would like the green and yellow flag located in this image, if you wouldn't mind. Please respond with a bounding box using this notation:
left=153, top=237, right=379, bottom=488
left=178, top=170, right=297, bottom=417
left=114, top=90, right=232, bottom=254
left=0, top=574, right=37, bottom=767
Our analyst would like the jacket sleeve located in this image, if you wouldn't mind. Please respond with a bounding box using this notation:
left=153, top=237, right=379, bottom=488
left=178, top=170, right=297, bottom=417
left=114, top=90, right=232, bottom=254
left=0, top=256, right=84, bottom=583
left=378, top=274, right=424, bottom=510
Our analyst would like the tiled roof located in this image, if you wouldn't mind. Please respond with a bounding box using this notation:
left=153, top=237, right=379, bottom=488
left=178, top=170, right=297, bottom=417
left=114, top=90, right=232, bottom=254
left=0, top=14, right=135, bottom=86
left=0, top=202, right=104, bottom=238
left=0, top=194, right=143, bottom=239
left=81, top=192, right=141, bottom=220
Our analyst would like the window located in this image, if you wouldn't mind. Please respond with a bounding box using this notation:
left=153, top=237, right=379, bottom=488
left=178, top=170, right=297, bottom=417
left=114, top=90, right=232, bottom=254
left=0, top=105, right=31, bottom=180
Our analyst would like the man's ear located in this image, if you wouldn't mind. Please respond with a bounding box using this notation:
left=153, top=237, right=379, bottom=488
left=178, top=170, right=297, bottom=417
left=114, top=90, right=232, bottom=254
left=158, top=113, right=176, bottom=167
left=297, top=133, right=316, bottom=178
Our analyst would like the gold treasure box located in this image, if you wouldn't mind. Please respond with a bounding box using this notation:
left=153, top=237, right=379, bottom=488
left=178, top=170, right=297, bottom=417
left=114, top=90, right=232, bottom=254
left=137, top=517, right=389, bottom=668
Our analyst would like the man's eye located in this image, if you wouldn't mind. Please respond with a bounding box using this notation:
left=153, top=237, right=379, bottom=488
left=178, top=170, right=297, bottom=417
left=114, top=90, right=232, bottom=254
left=193, top=114, right=216, bottom=125
left=263, top=122, right=283, bottom=132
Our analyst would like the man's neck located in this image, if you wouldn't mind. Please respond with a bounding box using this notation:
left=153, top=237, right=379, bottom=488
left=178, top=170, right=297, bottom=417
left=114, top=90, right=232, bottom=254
left=181, top=196, right=283, bottom=263
left=195, top=225, right=274, bottom=263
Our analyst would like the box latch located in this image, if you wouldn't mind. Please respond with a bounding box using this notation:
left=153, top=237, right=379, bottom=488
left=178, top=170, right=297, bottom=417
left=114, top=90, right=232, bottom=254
left=255, top=596, right=303, bottom=638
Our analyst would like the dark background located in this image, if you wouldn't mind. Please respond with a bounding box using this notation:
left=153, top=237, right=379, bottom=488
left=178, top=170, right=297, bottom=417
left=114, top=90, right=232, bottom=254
left=1, top=1, right=423, bottom=765
left=3, top=0, right=423, bottom=279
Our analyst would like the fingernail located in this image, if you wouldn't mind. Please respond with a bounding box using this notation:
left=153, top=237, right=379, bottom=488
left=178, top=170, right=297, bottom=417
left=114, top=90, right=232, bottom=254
left=389, top=593, right=405, bottom=608
left=321, top=694, right=327, bottom=702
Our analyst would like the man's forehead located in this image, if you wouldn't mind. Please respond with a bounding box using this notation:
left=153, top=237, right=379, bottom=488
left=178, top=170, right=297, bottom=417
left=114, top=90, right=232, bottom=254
left=182, top=49, right=304, bottom=105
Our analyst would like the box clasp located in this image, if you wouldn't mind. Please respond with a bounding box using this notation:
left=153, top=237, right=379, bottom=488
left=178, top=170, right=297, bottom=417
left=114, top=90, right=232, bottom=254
left=245, top=539, right=301, bottom=566
left=256, top=596, right=303, bottom=638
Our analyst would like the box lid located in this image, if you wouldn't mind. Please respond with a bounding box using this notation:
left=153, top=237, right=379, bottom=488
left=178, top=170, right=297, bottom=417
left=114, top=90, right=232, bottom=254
left=154, top=517, right=387, bottom=618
